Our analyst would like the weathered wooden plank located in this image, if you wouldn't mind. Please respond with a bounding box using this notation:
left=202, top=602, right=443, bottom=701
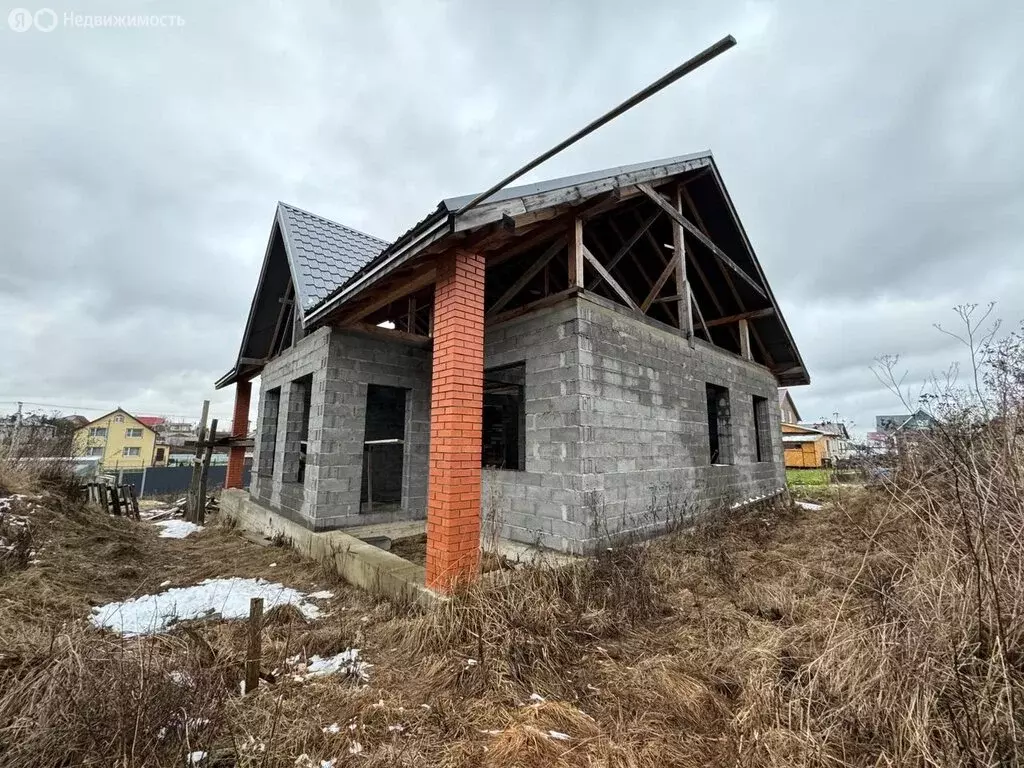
left=585, top=206, right=661, bottom=291
left=672, top=186, right=692, bottom=338
left=739, top=318, right=752, bottom=360
left=703, top=307, right=775, bottom=328
left=636, top=182, right=767, bottom=299
left=488, top=287, right=579, bottom=326
left=641, top=252, right=681, bottom=313
left=487, top=236, right=566, bottom=317
left=568, top=218, right=584, bottom=288
left=336, top=265, right=437, bottom=326
left=349, top=322, right=432, bottom=347
left=582, top=245, right=639, bottom=311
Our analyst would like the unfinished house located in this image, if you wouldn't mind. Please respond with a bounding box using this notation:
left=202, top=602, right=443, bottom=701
left=216, top=151, right=809, bottom=589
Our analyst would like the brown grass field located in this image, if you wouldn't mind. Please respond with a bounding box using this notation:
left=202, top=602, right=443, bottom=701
left=0, top=444, right=1020, bottom=767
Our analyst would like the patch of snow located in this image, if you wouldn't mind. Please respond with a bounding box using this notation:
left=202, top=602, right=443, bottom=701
left=154, top=520, right=203, bottom=539
left=796, top=501, right=823, bottom=511
left=160, top=579, right=172, bottom=587
left=91, top=577, right=324, bottom=636
left=347, top=742, right=362, bottom=756
left=269, top=562, right=277, bottom=567
left=321, top=760, right=337, bottom=768
left=287, top=650, right=371, bottom=682
left=186, top=751, right=206, bottom=765
left=387, top=724, right=405, bottom=733
left=307, top=590, right=334, bottom=600
left=322, top=723, right=341, bottom=734
left=548, top=730, right=571, bottom=741
left=529, top=693, right=546, bottom=703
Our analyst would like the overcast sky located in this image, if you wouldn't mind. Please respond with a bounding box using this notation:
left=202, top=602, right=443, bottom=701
left=1, top=0, right=1021, bottom=435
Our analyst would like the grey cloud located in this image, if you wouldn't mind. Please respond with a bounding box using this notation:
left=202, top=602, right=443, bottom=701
left=0, top=0, right=1021, bottom=434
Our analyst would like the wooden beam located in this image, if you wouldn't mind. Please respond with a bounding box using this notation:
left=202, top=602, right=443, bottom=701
left=336, top=265, right=437, bottom=326
left=739, top=318, right=752, bottom=360
left=268, top=283, right=294, bottom=357
left=488, top=287, right=579, bottom=326
left=703, top=307, right=775, bottom=328
left=640, top=251, right=680, bottom=313
left=349, top=322, right=432, bottom=347
left=690, top=283, right=710, bottom=341
left=581, top=245, right=639, bottom=311
left=487, top=236, right=566, bottom=317
left=585, top=207, right=661, bottom=291
left=672, top=185, right=692, bottom=338
left=238, top=356, right=266, bottom=366
left=681, top=186, right=775, bottom=365
left=636, top=182, right=767, bottom=299
left=568, top=217, right=584, bottom=288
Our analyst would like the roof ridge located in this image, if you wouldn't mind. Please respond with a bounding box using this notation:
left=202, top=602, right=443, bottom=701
left=277, top=201, right=391, bottom=247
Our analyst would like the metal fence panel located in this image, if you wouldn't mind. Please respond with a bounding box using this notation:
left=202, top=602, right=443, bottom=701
left=118, top=461, right=252, bottom=498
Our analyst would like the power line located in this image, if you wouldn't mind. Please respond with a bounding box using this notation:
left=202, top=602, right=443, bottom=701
left=0, top=399, right=237, bottom=422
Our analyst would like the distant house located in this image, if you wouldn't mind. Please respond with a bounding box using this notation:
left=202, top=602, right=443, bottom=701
left=876, top=410, right=936, bottom=434
left=778, top=388, right=801, bottom=424
left=72, top=409, right=171, bottom=470
left=799, top=420, right=853, bottom=463
left=782, top=423, right=830, bottom=468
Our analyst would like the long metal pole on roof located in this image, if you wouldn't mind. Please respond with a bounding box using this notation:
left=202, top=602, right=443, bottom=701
left=453, top=34, right=736, bottom=218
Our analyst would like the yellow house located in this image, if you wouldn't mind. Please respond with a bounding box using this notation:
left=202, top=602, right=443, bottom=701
left=73, top=408, right=162, bottom=470
left=782, top=423, right=829, bottom=468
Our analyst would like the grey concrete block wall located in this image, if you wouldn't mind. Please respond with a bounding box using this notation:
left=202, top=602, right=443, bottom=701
left=251, top=327, right=331, bottom=527
left=250, top=292, right=785, bottom=550
left=483, top=293, right=785, bottom=554
left=482, top=300, right=588, bottom=552
left=314, top=330, right=431, bottom=529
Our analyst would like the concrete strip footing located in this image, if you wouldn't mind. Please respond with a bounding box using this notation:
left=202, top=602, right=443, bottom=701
left=220, top=489, right=437, bottom=605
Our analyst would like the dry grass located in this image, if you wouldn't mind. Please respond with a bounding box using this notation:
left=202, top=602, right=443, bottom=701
left=1, top=436, right=1021, bottom=766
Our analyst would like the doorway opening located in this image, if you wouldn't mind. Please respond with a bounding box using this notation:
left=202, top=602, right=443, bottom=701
left=360, top=384, right=407, bottom=514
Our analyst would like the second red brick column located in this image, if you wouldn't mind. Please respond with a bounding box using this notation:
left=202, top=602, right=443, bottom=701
left=225, top=379, right=251, bottom=490
left=425, top=248, right=485, bottom=590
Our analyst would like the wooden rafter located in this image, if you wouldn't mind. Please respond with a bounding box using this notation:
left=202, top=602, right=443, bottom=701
left=585, top=207, right=661, bottom=291
left=335, top=264, right=437, bottom=326
left=640, top=251, right=680, bottom=313
left=487, top=236, right=566, bottom=317
left=269, top=283, right=294, bottom=357
left=582, top=245, right=639, bottom=311
left=680, top=186, right=775, bottom=366
left=636, top=182, right=767, bottom=300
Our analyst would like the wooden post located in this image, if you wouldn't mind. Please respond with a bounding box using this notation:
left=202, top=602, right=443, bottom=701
left=739, top=318, right=752, bottom=360
left=244, top=597, right=264, bottom=695
left=673, top=185, right=693, bottom=341
left=197, top=419, right=217, bottom=526
left=127, top=484, right=140, bottom=520
left=109, top=483, right=122, bottom=516
left=568, top=217, right=584, bottom=288
left=187, top=400, right=210, bottom=523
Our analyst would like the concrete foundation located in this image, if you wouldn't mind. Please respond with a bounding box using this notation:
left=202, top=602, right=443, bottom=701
left=220, top=489, right=432, bottom=603
left=249, top=293, right=785, bottom=554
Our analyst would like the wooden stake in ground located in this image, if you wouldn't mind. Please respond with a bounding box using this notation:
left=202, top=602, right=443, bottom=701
left=187, top=400, right=210, bottom=523
left=244, top=597, right=263, bottom=695
left=197, top=418, right=217, bottom=526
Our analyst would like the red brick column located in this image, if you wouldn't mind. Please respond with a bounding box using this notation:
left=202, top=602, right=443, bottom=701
left=425, top=248, right=485, bottom=590
left=225, top=379, right=252, bottom=489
